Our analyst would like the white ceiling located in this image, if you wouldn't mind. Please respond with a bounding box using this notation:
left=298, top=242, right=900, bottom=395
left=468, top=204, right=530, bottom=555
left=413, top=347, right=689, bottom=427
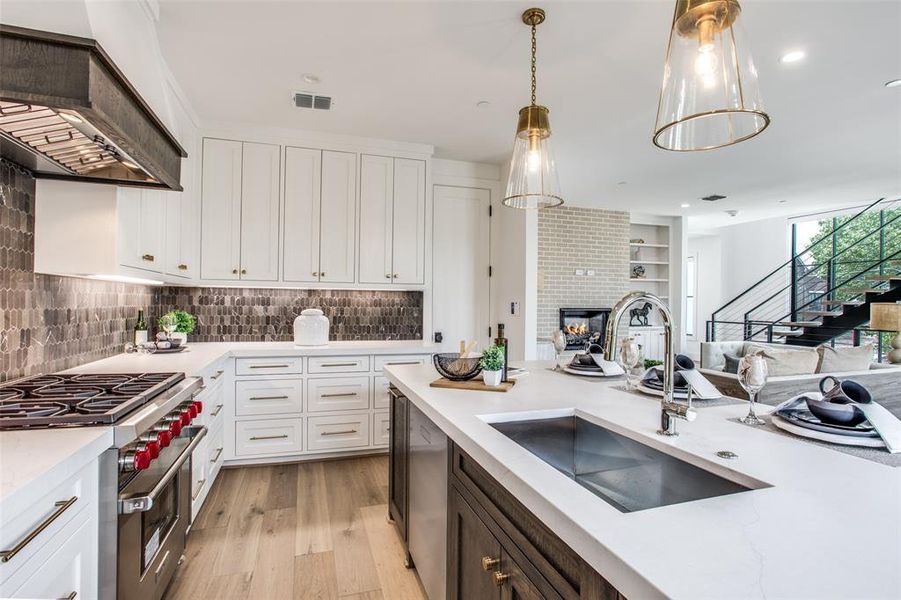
left=157, top=1, right=901, bottom=229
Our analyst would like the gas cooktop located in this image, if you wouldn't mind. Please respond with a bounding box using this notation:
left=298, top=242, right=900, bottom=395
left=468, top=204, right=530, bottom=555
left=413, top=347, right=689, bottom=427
left=0, top=372, right=185, bottom=429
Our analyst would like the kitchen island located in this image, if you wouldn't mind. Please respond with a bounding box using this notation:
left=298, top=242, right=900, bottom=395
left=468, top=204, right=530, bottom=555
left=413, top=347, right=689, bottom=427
left=384, top=361, right=901, bottom=600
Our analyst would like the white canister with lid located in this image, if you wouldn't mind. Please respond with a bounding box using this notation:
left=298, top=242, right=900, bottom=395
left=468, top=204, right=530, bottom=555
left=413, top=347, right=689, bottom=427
left=294, top=308, right=330, bottom=346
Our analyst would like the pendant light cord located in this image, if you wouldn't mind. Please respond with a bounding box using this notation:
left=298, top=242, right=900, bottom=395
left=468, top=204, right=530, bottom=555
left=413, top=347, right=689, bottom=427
left=530, top=23, right=537, bottom=106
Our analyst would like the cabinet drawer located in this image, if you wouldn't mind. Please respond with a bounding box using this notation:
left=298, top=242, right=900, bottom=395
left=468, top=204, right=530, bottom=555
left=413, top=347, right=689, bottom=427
left=235, top=356, right=302, bottom=376
left=191, top=435, right=208, bottom=504
left=373, top=375, right=391, bottom=409
left=307, top=414, right=370, bottom=451
left=374, top=354, right=430, bottom=372
left=307, top=377, right=370, bottom=412
left=235, top=419, right=303, bottom=457
left=3, top=512, right=97, bottom=599
left=207, top=423, right=226, bottom=480
left=373, top=411, right=390, bottom=446
left=0, top=460, right=97, bottom=582
left=308, top=355, right=370, bottom=374
left=235, top=379, right=303, bottom=416
left=195, top=377, right=225, bottom=428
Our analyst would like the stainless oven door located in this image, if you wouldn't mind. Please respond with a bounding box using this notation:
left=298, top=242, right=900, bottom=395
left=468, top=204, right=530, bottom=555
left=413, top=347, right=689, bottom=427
left=117, top=427, right=206, bottom=600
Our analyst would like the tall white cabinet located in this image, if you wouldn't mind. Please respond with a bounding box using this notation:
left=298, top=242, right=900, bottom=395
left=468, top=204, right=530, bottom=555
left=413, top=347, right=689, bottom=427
left=359, top=155, right=426, bottom=285
left=201, top=139, right=281, bottom=281
left=283, top=148, right=357, bottom=284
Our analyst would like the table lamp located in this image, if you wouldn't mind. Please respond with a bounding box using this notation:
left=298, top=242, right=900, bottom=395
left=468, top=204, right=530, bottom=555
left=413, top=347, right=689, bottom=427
left=870, top=302, right=901, bottom=364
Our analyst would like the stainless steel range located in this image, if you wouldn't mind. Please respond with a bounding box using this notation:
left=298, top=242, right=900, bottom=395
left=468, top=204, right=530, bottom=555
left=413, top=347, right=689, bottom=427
left=0, top=372, right=205, bottom=600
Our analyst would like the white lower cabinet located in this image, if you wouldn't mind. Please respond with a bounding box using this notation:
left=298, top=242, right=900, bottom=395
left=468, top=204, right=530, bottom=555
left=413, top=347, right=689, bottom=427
left=235, top=418, right=304, bottom=457
left=0, top=459, right=98, bottom=599
left=235, top=378, right=303, bottom=416
left=373, top=376, right=391, bottom=409
left=307, top=377, right=370, bottom=412
left=307, top=414, right=370, bottom=451
left=373, top=411, right=390, bottom=446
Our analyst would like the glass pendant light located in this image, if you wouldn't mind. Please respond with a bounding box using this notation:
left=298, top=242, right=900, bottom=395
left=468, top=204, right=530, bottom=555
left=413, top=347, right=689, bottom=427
left=653, top=0, right=770, bottom=151
left=503, top=7, right=563, bottom=209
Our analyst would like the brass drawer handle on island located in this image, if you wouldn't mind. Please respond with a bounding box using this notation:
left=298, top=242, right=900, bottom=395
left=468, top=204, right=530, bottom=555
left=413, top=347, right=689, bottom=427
left=481, top=556, right=500, bottom=571
left=249, top=434, right=289, bottom=441
left=493, top=571, right=510, bottom=587
left=0, top=496, right=78, bottom=563
left=321, top=429, right=358, bottom=436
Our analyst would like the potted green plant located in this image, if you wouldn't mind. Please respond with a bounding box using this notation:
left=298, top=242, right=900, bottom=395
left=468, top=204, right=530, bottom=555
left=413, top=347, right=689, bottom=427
left=480, top=344, right=506, bottom=387
left=159, top=310, right=196, bottom=344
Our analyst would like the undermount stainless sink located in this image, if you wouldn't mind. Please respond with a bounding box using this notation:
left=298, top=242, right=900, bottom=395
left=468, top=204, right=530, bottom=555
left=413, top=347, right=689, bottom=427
left=491, top=415, right=758, bottom=513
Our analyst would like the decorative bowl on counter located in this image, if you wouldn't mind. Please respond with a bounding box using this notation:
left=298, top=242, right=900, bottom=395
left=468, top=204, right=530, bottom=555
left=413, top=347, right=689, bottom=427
left=433, top=353, right=482, bottom=381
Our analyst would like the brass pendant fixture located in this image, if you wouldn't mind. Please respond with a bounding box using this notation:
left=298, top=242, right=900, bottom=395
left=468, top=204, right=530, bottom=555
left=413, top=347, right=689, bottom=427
left=653, top=0, right=770, bottom=151
left=503, top=7, right=563, bottom=209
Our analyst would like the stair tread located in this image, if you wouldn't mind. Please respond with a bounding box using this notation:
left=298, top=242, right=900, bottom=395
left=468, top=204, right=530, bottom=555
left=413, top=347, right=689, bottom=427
left=842, top=287, right=882, bottom=294
left=775, top=321, right=820, bottom=327
left=773, top=329, right=805, bottom=337
left=864, top=274, right=901, bottom=281
left=825, top=300, right=865, bottom=306
left=799, top=310, right=844, bottom=317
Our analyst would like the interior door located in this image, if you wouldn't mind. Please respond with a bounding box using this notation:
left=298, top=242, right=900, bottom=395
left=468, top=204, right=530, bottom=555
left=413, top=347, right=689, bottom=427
left=200, top=138, right=242, bottom=280
left=391, top=158, right=426, bottom=284
left=319, top=150, right=357, bottom=283
left=359, top=154, right=394, bottom=284
left=432, top=185, right=491, bottom=350
left=283, top=146, right=322, bottom=283
left=239, top=142, right=280, bottom=281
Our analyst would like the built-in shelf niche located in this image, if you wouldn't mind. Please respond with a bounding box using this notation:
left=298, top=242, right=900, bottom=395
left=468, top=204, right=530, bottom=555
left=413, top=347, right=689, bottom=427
left=628, top=222, right=671, bottom=326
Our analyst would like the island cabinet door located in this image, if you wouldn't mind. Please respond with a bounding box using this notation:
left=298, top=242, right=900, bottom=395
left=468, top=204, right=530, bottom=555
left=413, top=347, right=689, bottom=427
left=499, top=550, right=545, bottom=600
left=388, top=387, right=408, bottom=540
left=448, top=486, right=502, bottom=600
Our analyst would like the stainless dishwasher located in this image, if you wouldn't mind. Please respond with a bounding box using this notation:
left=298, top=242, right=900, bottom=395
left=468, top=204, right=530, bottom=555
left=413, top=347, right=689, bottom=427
left=407, top=402, right=447, bottom=600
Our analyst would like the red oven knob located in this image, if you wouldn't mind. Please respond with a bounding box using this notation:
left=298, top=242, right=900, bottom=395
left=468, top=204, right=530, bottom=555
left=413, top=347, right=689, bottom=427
left=143, top=440, right=160, bottom=459
left=192, top=400, right=203, bottom=415
left=156, top=430, right=172, bottom=448
left=186, top=403, right=198, bottom=419
left=179, top=409, right=191, bottom=426
left=167, top=418, right=182, bottom=437
left=133, top=448, right=152, bottom=471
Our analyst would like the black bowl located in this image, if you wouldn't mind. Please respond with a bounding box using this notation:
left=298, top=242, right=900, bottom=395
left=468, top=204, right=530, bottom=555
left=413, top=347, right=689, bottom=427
left=433, top=353, right=482, bottom=381
left=805, top=397, right=867, bottom=426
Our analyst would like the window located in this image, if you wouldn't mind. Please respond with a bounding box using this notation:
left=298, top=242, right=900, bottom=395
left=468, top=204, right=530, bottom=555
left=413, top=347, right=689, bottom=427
left=686, top=254, right=697, bottom=337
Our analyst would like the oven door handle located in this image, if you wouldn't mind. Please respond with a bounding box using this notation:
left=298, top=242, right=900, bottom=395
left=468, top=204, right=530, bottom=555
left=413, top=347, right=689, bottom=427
left=118, top=426, right=208, bottom=515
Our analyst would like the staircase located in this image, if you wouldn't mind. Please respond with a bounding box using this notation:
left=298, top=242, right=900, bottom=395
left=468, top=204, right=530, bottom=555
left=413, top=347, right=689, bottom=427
left=709, top=198, right=901, bottom=349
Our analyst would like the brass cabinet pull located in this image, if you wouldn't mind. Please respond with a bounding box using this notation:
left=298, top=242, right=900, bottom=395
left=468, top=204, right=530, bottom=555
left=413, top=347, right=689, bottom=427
left=320, top=272, right=325, bottom=277
left=177, top=264, right=188, bottom=270
left=241, top=269, right=247, bottom=275
left=320, top=362, right=358, bottom=368
left=481, top=556, right=500, bottom=571
left=142, top=254, right=155, bottom=262
left=249, top=395, right=290, bottom=401
left=210, top=404, right=224, bottom=417
left=0, top=496, right=78, bottom=562
left=385, top=274, right=392, bottom=279
left=493, top=571, right=510, bottom=587
left=392, top=273, right=399, bottom=278
left=232, top=269, right=238, bottom=275
left=210, top=447, right=224, bottom=463
left=250, top=434, right=289, bottom=441
left=320, top=392, right=358, bottom=398
left=321, top=429, right=357, bottom=436
left=248, top=364, right=291, bottom=369
left=313, top=271, right=319, bottom=277
left=192, top=479, right=207, bottom=500
left=211, top=369, right=224, bottom=380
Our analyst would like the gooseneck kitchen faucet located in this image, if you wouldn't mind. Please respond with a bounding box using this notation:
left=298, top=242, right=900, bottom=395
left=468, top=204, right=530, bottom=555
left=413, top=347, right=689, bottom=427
left=604, top=291, right=696, bottom=436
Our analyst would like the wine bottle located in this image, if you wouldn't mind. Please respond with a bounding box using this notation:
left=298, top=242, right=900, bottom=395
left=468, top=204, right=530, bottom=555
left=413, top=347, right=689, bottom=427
left=494, top=323, right=509, bottom=382
left=134, top=309, right=148, bottom=345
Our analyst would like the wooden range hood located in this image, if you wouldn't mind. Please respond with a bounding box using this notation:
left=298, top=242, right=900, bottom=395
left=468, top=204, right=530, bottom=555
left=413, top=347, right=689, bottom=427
left=0, top=25, right=186, bottom=191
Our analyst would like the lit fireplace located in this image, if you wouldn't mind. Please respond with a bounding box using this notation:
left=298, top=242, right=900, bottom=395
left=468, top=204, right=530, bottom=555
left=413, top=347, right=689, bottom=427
left=558, top=308, right=611, bottom=351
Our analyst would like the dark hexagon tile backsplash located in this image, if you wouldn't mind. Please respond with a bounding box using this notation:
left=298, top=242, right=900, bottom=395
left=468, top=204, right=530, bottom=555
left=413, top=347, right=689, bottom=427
left=0, top=158, right=422, bottom=383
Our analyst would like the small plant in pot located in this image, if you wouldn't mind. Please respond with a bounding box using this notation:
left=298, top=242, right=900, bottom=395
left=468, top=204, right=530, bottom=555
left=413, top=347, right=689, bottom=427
left=480, top=345, right=506, bottom=387
left=159, top=310, right=196, bottom=344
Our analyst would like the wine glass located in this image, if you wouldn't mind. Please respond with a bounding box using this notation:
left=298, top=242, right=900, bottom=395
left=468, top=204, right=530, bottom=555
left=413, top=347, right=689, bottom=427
left=738, top=352, right=768, bottom=425
left=618, top=336, right=641, bottom=389
left=160, top=313, right=178, bottom=340
left=551, top=330, right=567, bottom=370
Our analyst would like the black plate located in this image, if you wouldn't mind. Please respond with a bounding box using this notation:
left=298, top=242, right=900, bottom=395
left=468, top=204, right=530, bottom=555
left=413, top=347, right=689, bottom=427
left=776, top=409, right=877, bottom=437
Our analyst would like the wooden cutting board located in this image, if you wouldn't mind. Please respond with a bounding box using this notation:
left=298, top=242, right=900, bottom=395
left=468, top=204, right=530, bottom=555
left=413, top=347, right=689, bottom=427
left=430, top=377, right=516, bottom=393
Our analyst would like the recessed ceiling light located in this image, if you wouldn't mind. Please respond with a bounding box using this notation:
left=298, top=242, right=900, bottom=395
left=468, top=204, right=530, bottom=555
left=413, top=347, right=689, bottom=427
left=680, top=202, right=691, bottom=208
left=302, top=73, right=320, bottom=84
left=885, top=79, right=901, bottom=88
left=476, top=100, right=491, bottom=108
left=617, top=181, right=628, bottom=186
left=780, top=50, right=806, bottom=64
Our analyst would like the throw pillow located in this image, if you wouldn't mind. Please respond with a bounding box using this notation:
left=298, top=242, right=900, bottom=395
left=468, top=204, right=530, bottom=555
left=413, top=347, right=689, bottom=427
left=817, top=344, right=874, bottom=373
left=745, top=344, right=820, bottom=376
left=723, top=353, right=741, bottom=374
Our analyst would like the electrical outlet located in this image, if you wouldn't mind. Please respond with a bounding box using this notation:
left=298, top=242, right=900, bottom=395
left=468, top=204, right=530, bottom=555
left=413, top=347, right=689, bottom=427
left=586, top=269, right=595, bottom=276
left=510, top=302, right=520, bottom=315
left=574, top=269, right=585, bottom=276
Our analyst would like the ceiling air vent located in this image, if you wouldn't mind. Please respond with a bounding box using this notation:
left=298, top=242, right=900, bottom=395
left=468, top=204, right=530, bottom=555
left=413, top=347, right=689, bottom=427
left=294, top=92, right=332, bottom=110
left=701, top=194, right=727, bottom=202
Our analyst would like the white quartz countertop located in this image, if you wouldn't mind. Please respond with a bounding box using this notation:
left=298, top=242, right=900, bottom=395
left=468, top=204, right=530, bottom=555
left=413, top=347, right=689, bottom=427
left=384, top=362, right=901, bottom=600
left=0, top=427, right=112, bottom=518
left=63, top=340, right=436, bottom=376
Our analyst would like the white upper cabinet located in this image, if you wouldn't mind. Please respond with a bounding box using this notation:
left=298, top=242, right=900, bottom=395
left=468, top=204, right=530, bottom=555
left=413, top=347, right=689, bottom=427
left=359, top=155, right=426, bottom=285
left=117, top=187, right=165, bottom=273
left=283, top=147, right=322, bottom=283
left=319, top=150, right=357, bottom=283
left=201, top=138, right=243, bottom=280
left=359, top=155, right=395, bottom=284
left=139, top=189, right=164, bottom=270
left=391, top=158, right=426, bottom=285
left=239, top=142, right=281, bottom=281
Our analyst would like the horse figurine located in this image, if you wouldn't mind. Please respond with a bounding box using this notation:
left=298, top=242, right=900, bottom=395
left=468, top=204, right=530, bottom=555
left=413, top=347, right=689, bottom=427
left=629, top=302, right=652, bottom=326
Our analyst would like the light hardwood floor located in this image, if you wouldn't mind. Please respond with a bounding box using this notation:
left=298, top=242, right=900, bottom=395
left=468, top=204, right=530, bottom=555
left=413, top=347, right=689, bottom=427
left=164, top=455, right=427, bottom=600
